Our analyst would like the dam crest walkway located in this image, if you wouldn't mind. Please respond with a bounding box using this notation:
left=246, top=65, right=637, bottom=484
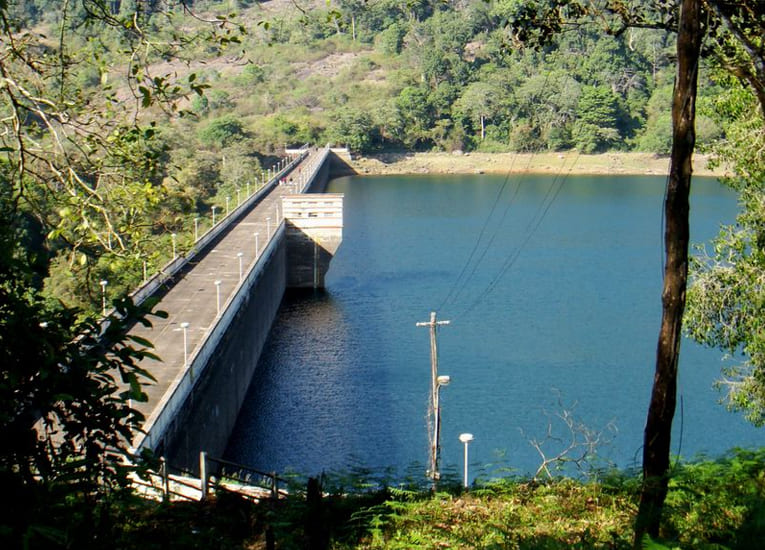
left=123, top=146, right=341, bottom=457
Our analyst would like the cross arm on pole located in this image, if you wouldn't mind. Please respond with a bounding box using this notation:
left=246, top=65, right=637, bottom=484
left=416, top=311, right=450, bottom=328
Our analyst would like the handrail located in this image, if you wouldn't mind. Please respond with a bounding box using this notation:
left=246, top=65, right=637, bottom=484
left=207, top=455, right=291, bottom=495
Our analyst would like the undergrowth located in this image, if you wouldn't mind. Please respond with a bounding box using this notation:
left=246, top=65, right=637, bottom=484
left=12, top=449, right=764, bottom=549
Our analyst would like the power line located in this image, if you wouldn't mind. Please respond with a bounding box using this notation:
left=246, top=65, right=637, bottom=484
left=438, top=154, right=534, bottom=312
left=457, top=152, right=580, bottom=319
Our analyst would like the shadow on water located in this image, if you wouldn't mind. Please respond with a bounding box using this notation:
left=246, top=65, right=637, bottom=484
left=225, top=288, right=402, bottom=476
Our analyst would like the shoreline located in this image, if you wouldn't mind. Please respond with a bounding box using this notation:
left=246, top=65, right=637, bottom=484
left=347, top=151, right=728, bottom=178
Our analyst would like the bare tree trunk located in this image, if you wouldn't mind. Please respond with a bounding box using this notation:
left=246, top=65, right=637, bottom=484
left=633, top=0, right=703, bottom=547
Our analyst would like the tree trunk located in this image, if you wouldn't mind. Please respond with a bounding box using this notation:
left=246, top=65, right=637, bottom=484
left=633, top=0, right=703, bottom=547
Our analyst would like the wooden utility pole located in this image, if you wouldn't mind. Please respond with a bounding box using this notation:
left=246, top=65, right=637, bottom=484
left=416, top=311, right=450, bottom=486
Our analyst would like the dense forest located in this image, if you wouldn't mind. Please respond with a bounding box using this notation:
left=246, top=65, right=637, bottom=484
left=1, top=1, right=764, bottom=548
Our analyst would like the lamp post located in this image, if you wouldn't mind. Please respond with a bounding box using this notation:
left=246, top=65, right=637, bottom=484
left=226, top=196, right=230, bottom=216
left=194, top=217, right=199, bottom=241
left=237, top=251, right=244, bottom=281
left=171, top=233, right=177, bottom=259
left=212, top=205, right=218, bottom=226
left=236, top=187, right=241, bottom=205
left=99, top=279, right=108, bottom=316
left=459, top=433, right=474, bottom=489
left=180, top=322, right=189, bottom=367
left=214, top=280, right=222, bottom=315
left=432, top=374, right=450, bottom=483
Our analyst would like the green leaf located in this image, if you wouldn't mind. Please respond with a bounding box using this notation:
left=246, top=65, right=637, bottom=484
left=138, top=85, right=151, bottom=108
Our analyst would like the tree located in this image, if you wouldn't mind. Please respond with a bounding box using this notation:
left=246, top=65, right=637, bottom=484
left=496, top=1, right=764, bottom=545
left=454, top=81, right=502, bottom=141
left=327, top=108, right=377, bottom=153
left=0, top=182, right=164, bottom=546
left=572, top=85, right=622, bottom=152
left=0, top=1, right=239, bottom=544
left=685, top=78, right=765, bottom=426
left=0, top=0, right=246, bottom=304
left=198, top=114, right=246, bottom=149
left=634, top=2, right=703, bottom=544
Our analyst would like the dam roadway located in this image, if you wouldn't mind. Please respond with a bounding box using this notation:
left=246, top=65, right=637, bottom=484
left=125, top=146, right=345, bottom=468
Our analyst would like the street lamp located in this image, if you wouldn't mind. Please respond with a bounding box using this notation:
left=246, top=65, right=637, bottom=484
left=237, top=251, right=244, bottom=281
left=99, top=279, right=108, bottom=316
left=226, top=196, right=230, bottom=216
left=432, top=374, right=450, bottom=482
left=194, top=217, right=199, bottom=241
left=180, top=322, right=189, bottom=367
left=212, top=205, right=218, bottom=226
left=459, top=433, right=474, bottom=489
left=214, top=280, right=222, bottom=314
left=171, top=233, right=177, bottom=258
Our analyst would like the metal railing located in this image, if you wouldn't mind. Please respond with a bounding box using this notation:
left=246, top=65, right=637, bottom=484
left=129, top=451, right=291, bottom=503
left=208, top=455, right=290, bottom=500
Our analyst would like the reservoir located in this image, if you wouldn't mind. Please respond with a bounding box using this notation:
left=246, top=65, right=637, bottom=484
left=225, top=173, right=763, bottom=481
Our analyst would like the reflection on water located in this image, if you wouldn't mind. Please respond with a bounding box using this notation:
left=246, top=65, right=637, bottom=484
left=225, top=174, right=763, bottom=479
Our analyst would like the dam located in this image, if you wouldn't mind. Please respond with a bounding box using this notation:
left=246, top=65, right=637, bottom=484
left=125, top=146, right=351, bottom=472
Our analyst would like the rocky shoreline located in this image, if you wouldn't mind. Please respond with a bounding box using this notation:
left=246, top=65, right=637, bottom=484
left=347, top=151, right=726, bottom=178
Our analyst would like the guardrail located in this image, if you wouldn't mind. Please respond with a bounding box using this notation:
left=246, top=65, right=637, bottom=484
left=208, top=455, right=289, bottom=500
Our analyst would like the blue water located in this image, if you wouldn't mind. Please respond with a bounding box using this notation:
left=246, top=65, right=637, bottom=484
left=225, top=173, right=763, bottom=481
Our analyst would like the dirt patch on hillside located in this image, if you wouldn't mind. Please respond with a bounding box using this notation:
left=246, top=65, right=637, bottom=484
left=295, top=52, right=362, bottom=80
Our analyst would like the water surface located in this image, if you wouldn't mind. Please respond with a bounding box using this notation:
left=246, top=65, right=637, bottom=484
left=225, top=173, right=763, bottom=481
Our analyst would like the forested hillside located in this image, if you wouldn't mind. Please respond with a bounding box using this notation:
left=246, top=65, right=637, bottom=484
left=3, top=0, right=734, bottom=310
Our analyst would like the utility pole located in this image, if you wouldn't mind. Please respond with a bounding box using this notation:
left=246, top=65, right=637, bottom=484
left=416, top=311, right=450, bottom=488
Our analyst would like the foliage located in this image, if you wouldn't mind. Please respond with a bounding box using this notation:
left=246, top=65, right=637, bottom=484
left=0, top=195, right=165, bottom=547
left=0, top=1, right=233, bottom=547
left=0, top=0, right=245, bottom=310
left=685, top=78, right=765, bottom=426
left=663, top=449, right=765, bottom=548
left=197, top=114, right=246, bottom=149
left=120, top=450, right=747, bottom=550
